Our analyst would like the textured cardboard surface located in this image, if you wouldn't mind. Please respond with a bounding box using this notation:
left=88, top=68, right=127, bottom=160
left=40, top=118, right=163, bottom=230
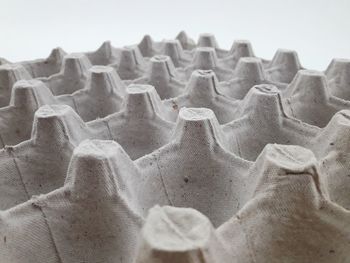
left=0, top=32, right=349, bottom=263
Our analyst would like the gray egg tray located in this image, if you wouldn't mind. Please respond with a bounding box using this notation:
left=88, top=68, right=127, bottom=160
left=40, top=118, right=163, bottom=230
left=0, top=32, right=349, bottom=263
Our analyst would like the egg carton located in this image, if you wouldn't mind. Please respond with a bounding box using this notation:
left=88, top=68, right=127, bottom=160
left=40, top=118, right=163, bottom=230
left=1, top=138, right=349, bottom=262
left=0, top=32, right=349, bottom=263
left=1, top=58, right=349, bottom=148
left=0, top=48, right=66, bottom=78
left=0, top=31, right=302, bottom=105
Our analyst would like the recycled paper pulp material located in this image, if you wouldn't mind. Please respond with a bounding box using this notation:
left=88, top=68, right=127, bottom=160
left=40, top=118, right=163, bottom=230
left=0, top=140, right=143, bottom=263
left=0, top=31, right=349, bottom=263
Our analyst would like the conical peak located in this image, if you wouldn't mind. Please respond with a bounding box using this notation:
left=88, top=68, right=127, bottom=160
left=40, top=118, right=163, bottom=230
left=176, top=31, right=188, bottom=41
left=197, top=33, right=219, bottom=48
left=240, top=84, right=285, bottom=121
left=123, top=84, right=163, bottom=118
left=259, top=144, right=317, bottom=174
left=62, top=53, right=91, bottom=77
left=173, top=107, right=225, bottom=148
left=86, top=41, right=116, bottom=66
left=316, top=110, right=350, bottom=154
left=325, top=58, right=350, bottom=92
left=140, top=35, right=153, bottom=45
left=90, top=65, right=114, bottom=74
left=47, top=47, right=66, bottom=62
left=235, top=57, right=265, bottom=80
left=88, top=65, right=125, bottom=95
left=325, top=58, right=350, bottom=76
left=10, top=79, right=55, bottom=108
left=176, top=31, right=194, bottom=49
left=252, top=144, right=324, bottom=200
left=253, top=84, right=280, bottom=95
left=64, top=139, right=135, bottom=200
left=73, top=139, right=118, bottom=159
left=163, top=39, right=184, bottom=66
left=0, top=63, right=31, bottom=88
left=187, top=69, right=220, bottom=98
left=149, top=55, right=177, bottom=79
left=180, top=107, right=215, bottom=121
left=138, top=35, right=154, bottom=57
left=271, top=49, right=302, bottom=69
left=141, top=205, right=213, bottom=251
left=286, top=70, right=329, bottom=100
left=97, top=41, right=112, bottom=56
left=32, top=105, right=86, bottom=147
left=127, top=84, right=154, bottom=95
left=230, top=39, right=254, bottom=57
left=65, top=140, right=118, bottom=198
left=329, top=109, right=350, bottom=129
left=151, top=55, right=172, bottom=63
left=0, top=57, right=9, bottom=65
left=119, top=46, right=144, bottom=68
left=164, top=39, right=183, bottom=52
left=193, top=47, right=218, bottom=70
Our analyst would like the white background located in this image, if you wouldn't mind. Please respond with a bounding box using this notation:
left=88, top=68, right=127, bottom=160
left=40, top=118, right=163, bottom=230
left=1, top=0, right=349, bottom=70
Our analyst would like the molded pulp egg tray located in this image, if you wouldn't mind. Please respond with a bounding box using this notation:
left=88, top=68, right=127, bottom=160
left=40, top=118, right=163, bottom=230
left=0, top=32, right=349, bottom=263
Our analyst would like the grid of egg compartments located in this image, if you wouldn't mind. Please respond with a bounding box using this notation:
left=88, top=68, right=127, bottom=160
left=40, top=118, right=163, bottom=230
left=0, top=32, right=349, bottom=263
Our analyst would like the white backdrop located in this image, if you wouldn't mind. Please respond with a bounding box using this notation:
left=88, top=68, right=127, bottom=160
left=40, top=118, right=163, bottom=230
left=1, top=0, right=349, bottom=70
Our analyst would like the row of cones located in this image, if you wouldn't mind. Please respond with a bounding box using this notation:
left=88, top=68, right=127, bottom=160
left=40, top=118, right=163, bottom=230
left=1, top=63, right=350, bottom=151
left=0, top=100, right=349, bottom=213
left=0, top=32, right=349, bottom=262
left=1, top=32, right=349, bottom=100
left=1, top=136, right=349, bottom=262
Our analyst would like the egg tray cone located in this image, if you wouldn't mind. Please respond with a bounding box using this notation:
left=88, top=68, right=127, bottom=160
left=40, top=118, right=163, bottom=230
left=0, top=32, right=349, bottom=263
